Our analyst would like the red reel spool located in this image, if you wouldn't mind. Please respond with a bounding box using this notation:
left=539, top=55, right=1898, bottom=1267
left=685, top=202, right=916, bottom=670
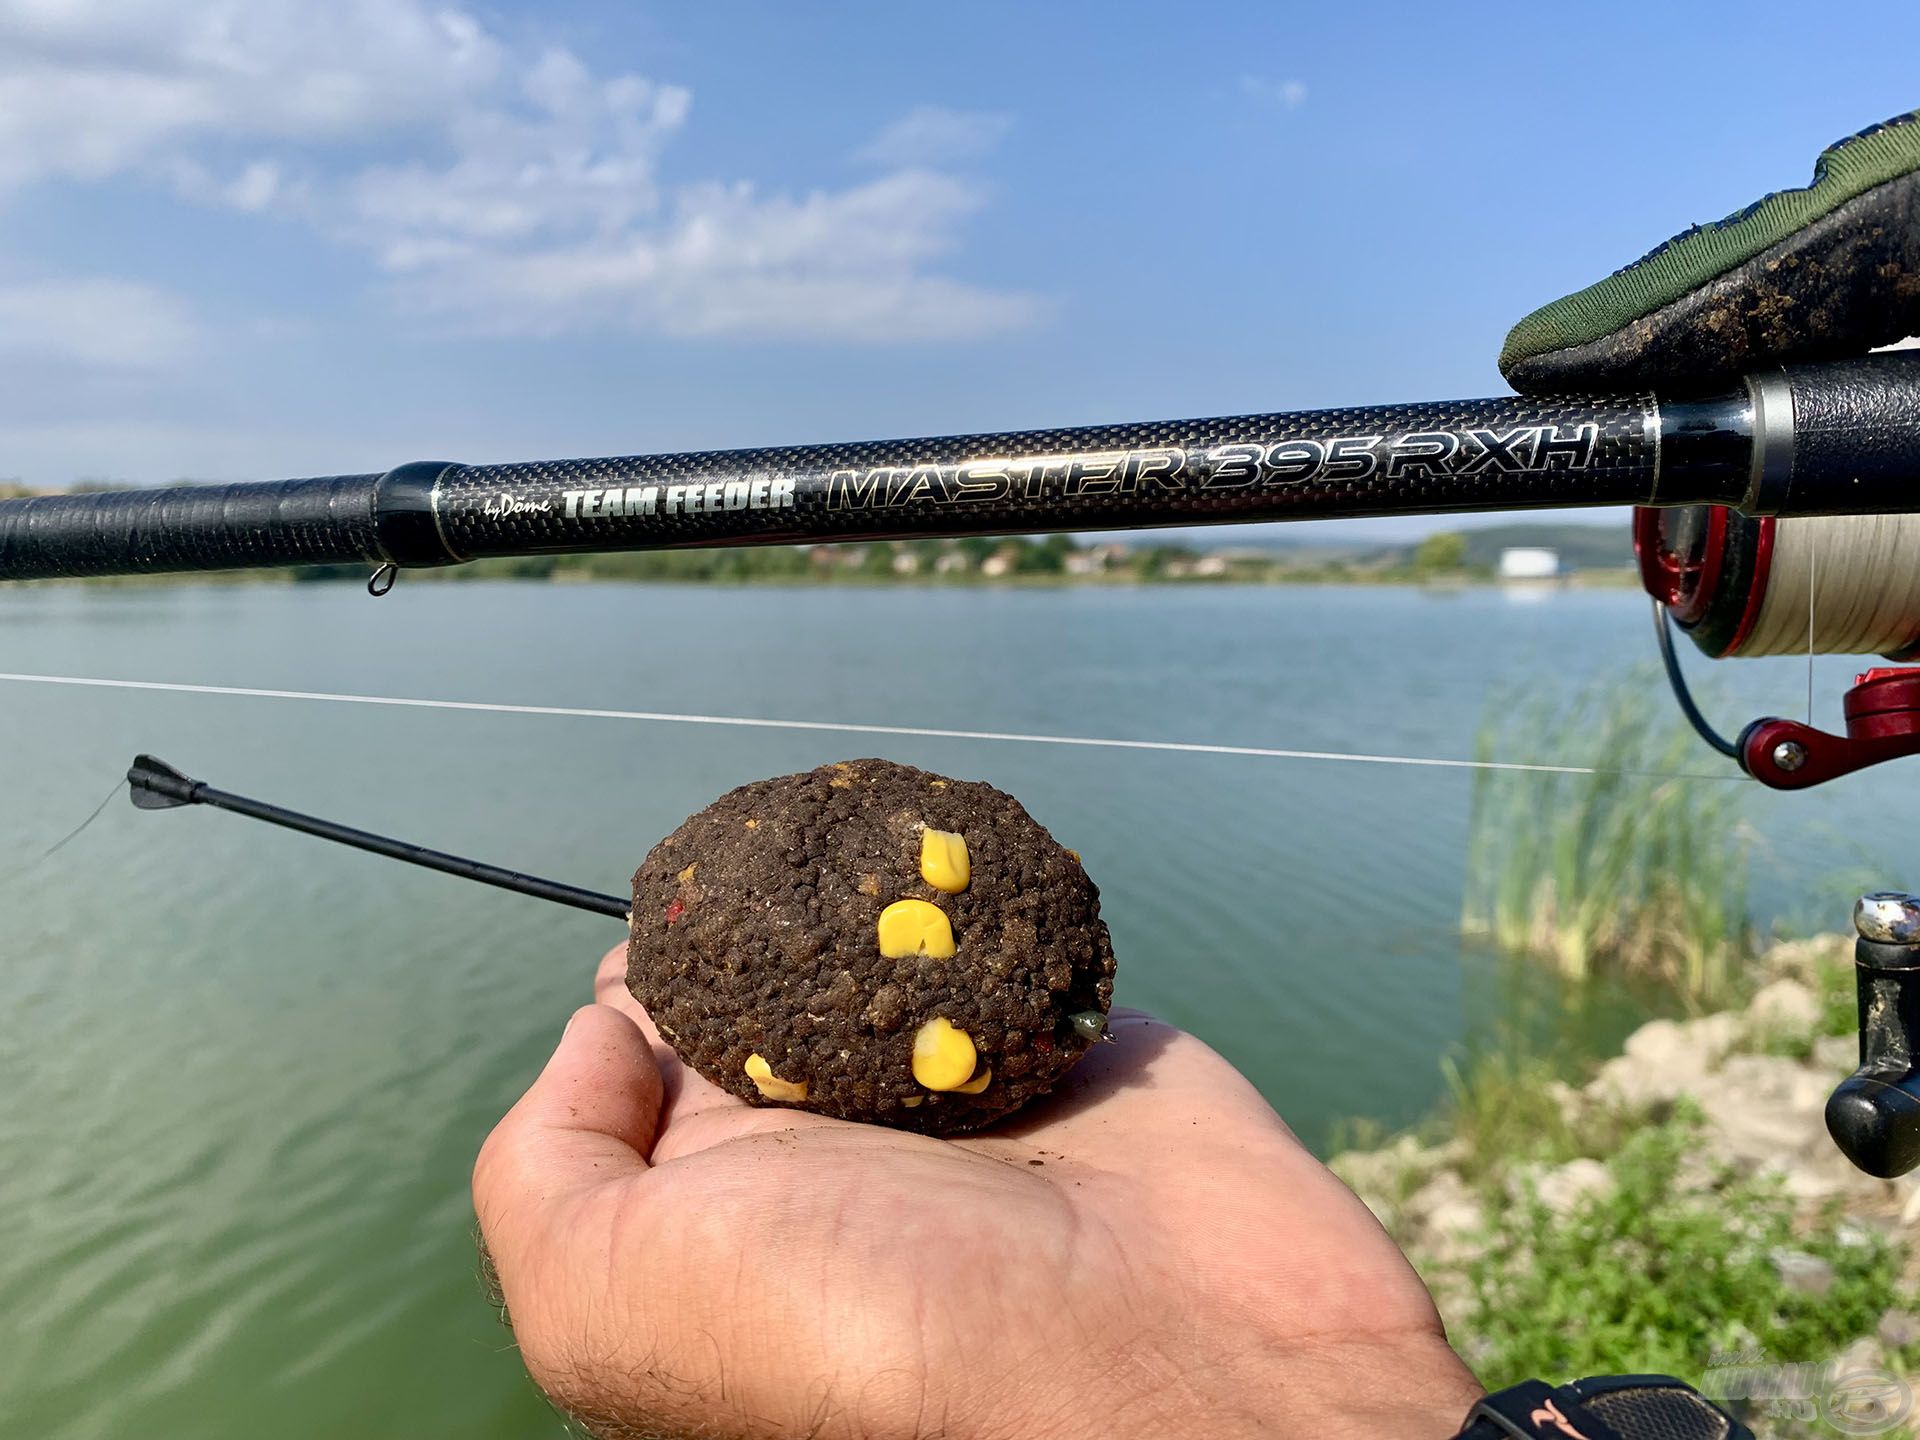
left=1634, top=505, right=1774, bottom=657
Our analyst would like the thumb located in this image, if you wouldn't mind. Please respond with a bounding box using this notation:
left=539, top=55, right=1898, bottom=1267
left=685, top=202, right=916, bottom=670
left=474, top=1004, right=665, bottom=1234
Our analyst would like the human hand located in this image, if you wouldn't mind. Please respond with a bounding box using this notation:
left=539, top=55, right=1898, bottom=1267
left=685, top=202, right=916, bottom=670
left=473, top=943, right=1484, bottom=1440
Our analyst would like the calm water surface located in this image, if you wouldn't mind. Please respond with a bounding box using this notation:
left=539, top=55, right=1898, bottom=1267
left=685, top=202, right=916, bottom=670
left=0, top=580, right=1909, bottom=1437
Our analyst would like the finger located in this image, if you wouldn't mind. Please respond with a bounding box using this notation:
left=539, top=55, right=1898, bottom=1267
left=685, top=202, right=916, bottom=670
left=474, top=1004, right=664, bottom=1235
left=592, top=941, right=752, bottom=1126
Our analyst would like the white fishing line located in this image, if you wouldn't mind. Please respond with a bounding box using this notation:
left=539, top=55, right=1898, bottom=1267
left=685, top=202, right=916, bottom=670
left=1742, top=513, right=1920, bottom=656
left=0, top=670, right=1740, bottom=780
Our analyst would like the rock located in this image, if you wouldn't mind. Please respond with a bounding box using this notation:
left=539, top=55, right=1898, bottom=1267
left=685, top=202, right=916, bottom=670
left=1596, top=1020, right=1704, bottom=1106
left=1762, top=934, right=1851, bottom=984
left=1433, top=1137, right=1470, bottom=1169
left=1903, top=1183, right=1920, bottom=1227
left=1695, top=1052, right=1833, bottom=1173
left=1408, top=1170, right=1485, bottom=1265
left=1624, top=1018, right=1688, bottom=1067
left=1877, top=1310, right=1920, bottom=1349
left=1543, top=1080, right=1583, bottom=1120
left=1331, top=1133, right=1448, bottom=1214
left=1836, top=1334, right=1887, bottom=1376
left=1835, top=1220, right=1879, bottom=1250
left=1686, top=1011, right=1743, bottom=1064
left=1769, top=1248, right=1835, bottom=1296
left=1329, top=1147, right=1398, bottom=1204
left=1814, top=1032, right=1858, bottom=1073
left=1425, top=1198, right=1485, bottom=1264
left=1518, top=1157, right=1615, bottom=1215
left=1593, top=1014, right=1743, bottom=1107
left=1749, top=978, right=1821, bottom=1036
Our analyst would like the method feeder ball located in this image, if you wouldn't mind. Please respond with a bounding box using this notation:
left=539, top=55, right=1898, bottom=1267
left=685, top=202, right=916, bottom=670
left=116, top=754, right=1115, bottom=1137
left=625, top=760, right=1118, bottom=1135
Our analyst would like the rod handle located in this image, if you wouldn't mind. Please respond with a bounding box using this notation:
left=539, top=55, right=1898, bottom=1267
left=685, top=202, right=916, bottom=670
left=1778, top=351, right=1920, bottom=514
left=0, top=474, right=385, bottom=580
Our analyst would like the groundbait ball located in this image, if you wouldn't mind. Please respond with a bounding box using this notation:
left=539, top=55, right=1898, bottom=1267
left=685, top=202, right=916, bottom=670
left=626, top=759, right=1117, bottom=1135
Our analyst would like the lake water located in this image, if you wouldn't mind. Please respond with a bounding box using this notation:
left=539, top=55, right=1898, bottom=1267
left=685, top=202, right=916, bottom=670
left=1, top=579, right=1910, bottom=1438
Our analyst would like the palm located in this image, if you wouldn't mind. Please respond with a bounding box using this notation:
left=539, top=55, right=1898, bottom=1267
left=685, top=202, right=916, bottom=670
left=475, top=946, right=1478, bottom=1440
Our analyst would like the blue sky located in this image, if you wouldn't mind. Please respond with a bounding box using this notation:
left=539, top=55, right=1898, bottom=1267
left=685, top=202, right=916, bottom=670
left=3, top=1, right=1919, bottom=540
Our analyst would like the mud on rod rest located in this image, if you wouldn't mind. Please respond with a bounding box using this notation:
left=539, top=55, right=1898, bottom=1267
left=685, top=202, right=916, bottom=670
left=1829, top=894, right=1920, bottom=1179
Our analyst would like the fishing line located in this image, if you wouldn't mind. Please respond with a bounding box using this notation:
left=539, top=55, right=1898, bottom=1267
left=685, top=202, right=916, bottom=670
left=1738, top=513, right=1920, bottom=656
left=0, top=671, right=1741, bottom=781
left=1808, top=543, right=1817, bottom=723
left=35, top=775, right=124, bottom=859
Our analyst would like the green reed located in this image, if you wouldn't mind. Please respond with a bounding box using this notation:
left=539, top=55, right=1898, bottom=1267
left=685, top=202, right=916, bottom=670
left=1461, top=674, right=1751, bottom=1004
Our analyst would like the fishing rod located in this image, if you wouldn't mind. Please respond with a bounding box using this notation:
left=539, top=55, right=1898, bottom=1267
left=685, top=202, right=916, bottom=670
left=4, top=352, right=1920, bottom=584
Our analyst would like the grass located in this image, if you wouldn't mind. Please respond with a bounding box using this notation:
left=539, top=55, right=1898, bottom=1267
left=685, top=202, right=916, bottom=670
left=1336, top=1050, right=1916, bottom=1419
left=1462, top=673, right=1753, bottom=1005
left=1455, top=1102, right=1902, bottom=1387
left=1437, top=1037, right=1644, bottom=1185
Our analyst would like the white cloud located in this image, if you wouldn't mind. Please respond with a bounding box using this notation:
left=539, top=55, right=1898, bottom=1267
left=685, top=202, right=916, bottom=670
left=0, top=2, right=1034, bottom=343
left=350, top=49, right=690, bottom=254
left=387, top=171, right=1038, bottom=341
left=856, top=106, right=1013, bottom=167
left=0, top=0, right=505, bottom=187
left=1240, top=75, right=1308, bottom=110
left=0, top=277, right=198, bottom=367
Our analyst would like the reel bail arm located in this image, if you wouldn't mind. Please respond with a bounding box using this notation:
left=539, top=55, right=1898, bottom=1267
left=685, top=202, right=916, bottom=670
left=1736, top=668, right=1920, bottom=789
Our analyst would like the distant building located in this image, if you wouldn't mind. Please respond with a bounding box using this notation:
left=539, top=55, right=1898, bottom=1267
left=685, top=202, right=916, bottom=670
left=891, top=550, right=920, bottom=575
left=1064, top=542, right=1130, bottom=576
left=1497, top=546, right=1563, bottom=581
left=981, top=549, right=1016, bottom=577
left=934, top=551, right=970, bottom=575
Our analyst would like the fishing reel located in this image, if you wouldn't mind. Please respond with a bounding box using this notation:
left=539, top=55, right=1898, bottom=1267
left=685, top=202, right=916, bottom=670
left=1637, top=505, right=1920, bottom=789
left=1640, top=504, right=1920, bottom=1177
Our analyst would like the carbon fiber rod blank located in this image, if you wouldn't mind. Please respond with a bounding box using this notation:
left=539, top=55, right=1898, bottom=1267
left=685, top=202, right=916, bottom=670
left=127, top=755, right=631, bottom=919
left=5, top=353, right=1919, bottom=581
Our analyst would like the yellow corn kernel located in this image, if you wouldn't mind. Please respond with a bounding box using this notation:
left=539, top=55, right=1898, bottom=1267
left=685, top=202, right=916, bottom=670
left=744, top=1053, right=808, bottom=1103
left=912, top=1017, right=977, bottom=1090
left=919, top=828, right=970, bottom=893
left=877, top=899, right=955, bottom=959
left=900, top=1095, right=923, bottom=1108
left=953, top=1064, right=992, bottom=1095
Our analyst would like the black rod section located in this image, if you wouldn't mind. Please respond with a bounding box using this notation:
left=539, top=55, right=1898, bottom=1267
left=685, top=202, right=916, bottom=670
left=126, top=755, right=630, bottom=920
left=7, top=352, right=1920, bottom=582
